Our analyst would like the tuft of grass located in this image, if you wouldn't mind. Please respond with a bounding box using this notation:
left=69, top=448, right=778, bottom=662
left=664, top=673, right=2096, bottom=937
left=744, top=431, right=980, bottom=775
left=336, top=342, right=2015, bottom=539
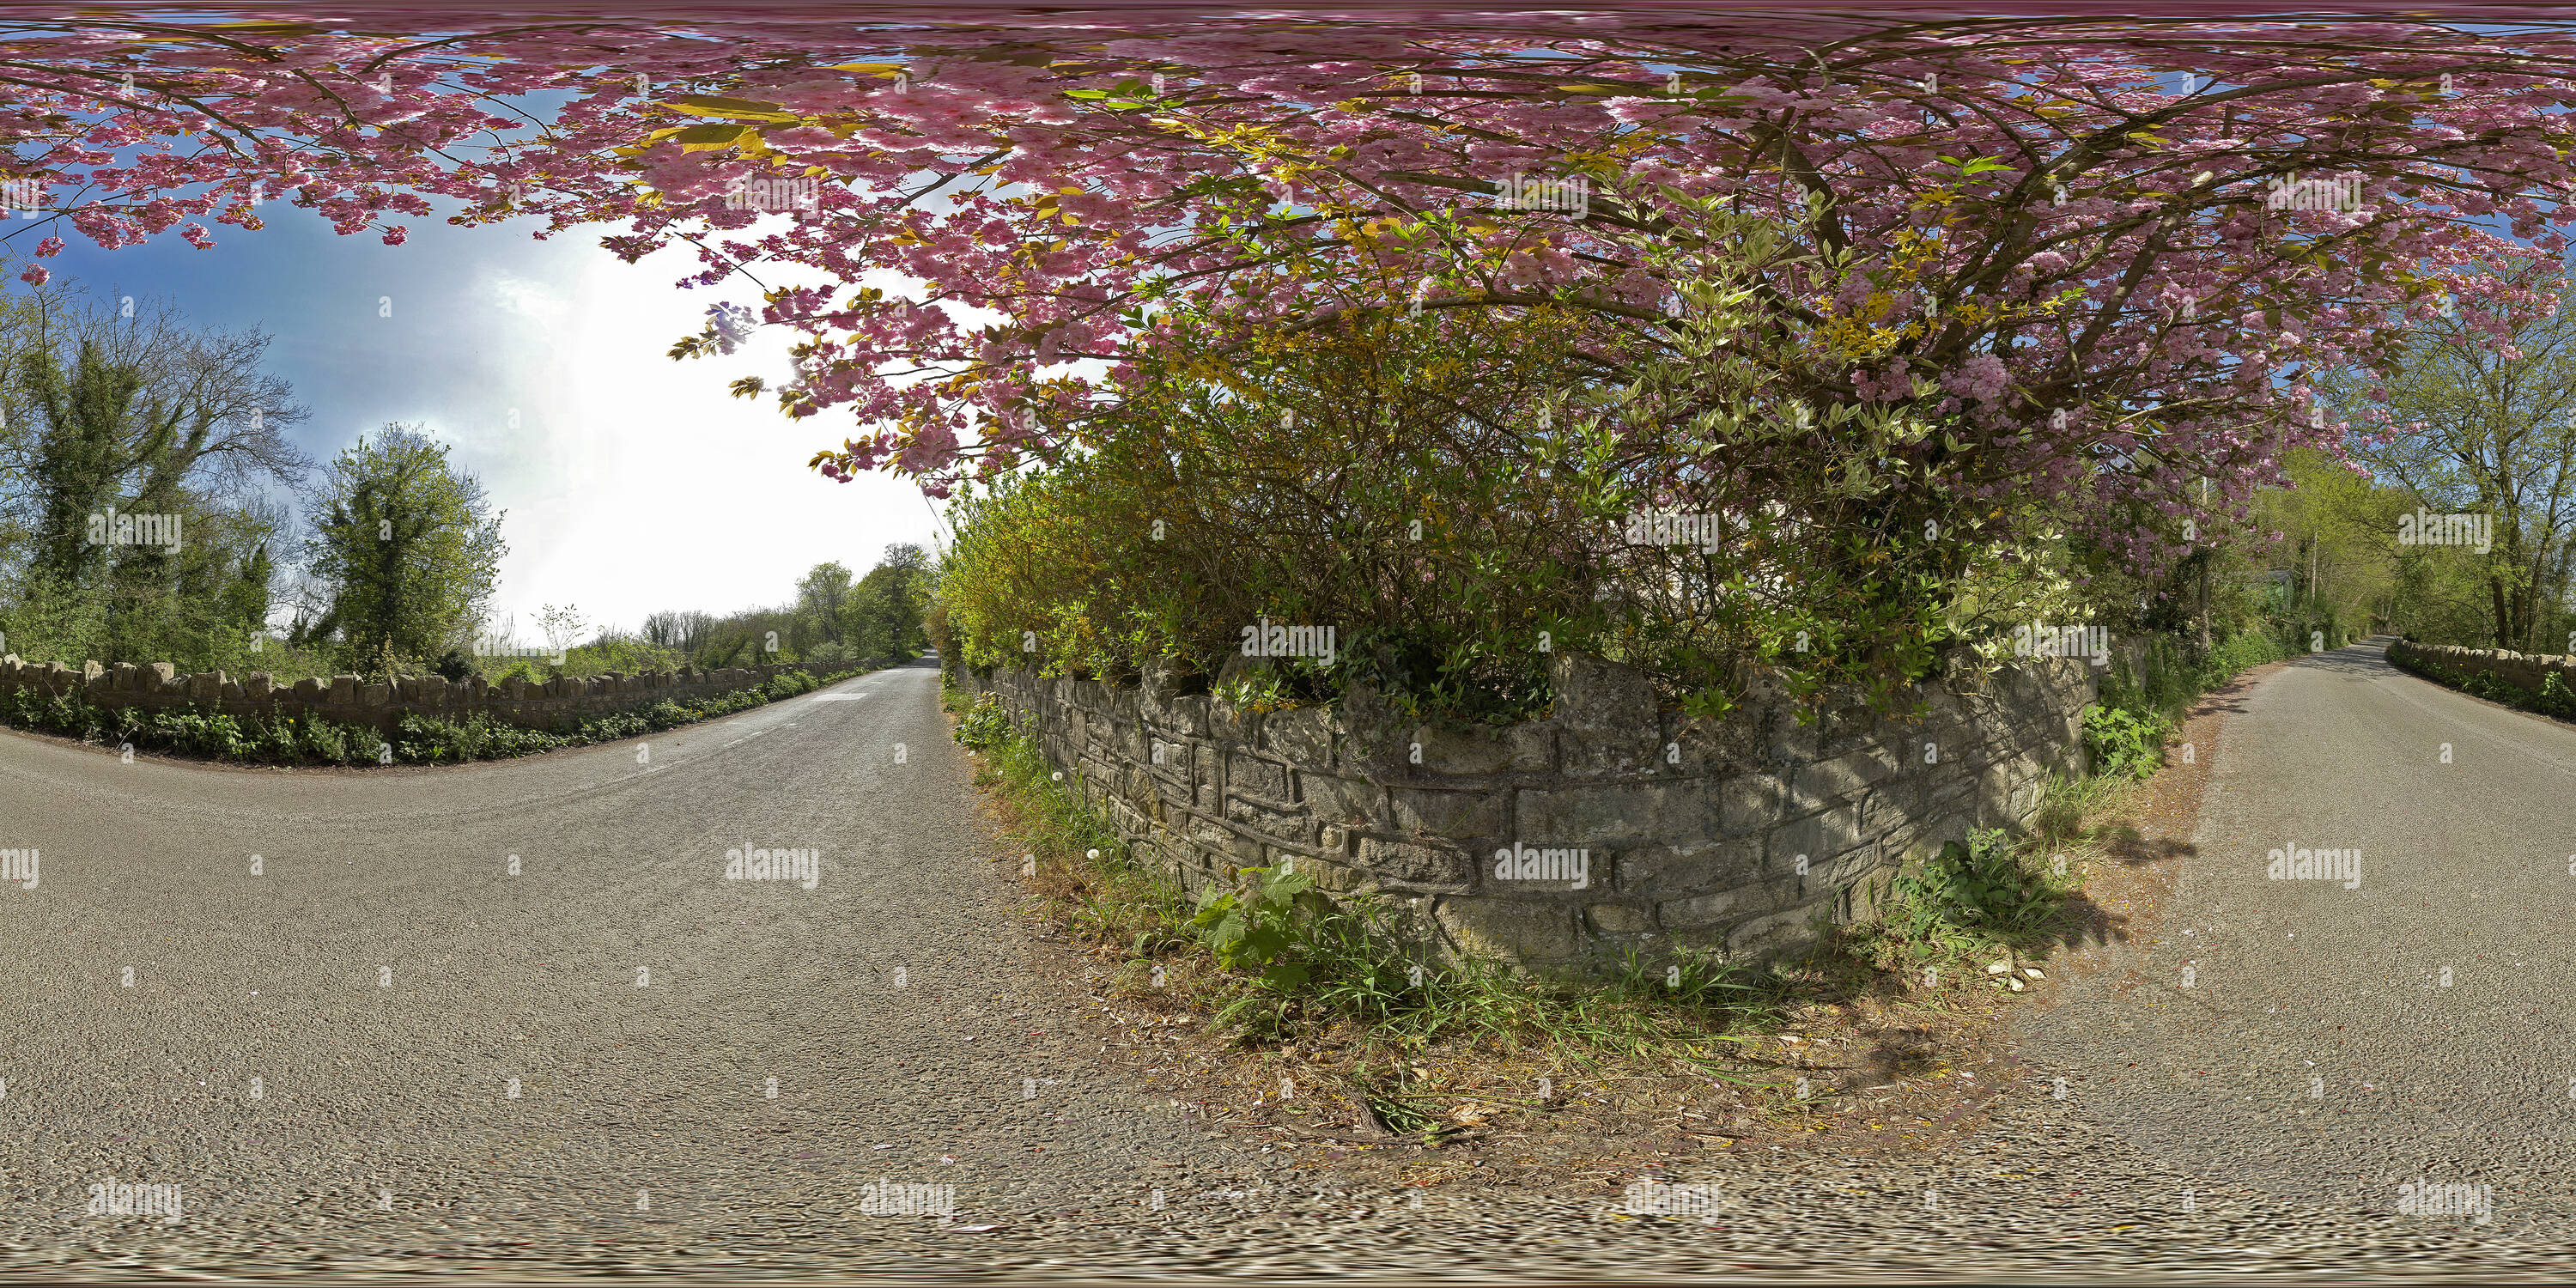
left=1841, top=827, right=2077, bottom=985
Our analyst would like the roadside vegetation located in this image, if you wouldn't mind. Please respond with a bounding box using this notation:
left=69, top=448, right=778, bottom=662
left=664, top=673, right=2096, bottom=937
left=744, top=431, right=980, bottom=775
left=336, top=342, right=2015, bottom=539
left=0, top=662, right=860, bottom=767
left=0, top=281, right=937, bottom=696
left=943, top=577, right=2299, bottom=1151
left=2388, top=643, right=2576, bottom=720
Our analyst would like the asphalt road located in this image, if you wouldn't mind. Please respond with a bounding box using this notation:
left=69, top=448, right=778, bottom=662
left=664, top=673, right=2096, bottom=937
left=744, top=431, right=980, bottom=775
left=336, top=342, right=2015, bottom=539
left=2021, top=636, right=2576, bottom=1232
left=15, top=643, right=2576, bottom=1279
left=0, top=658, right=1292, bottom=1264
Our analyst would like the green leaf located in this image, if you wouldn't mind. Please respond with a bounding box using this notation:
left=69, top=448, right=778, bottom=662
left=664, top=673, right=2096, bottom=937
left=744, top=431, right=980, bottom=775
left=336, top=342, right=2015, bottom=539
left=665, top=94, right=797, bottom=122
left=672, top=123, right=753, bottom=152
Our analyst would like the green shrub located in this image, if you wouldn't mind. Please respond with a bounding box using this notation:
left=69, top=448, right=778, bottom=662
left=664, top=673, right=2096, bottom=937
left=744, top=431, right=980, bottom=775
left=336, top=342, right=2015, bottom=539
left=1856, top=827, right=2068, bottom=969
left=1188, top=864, right=1322, bottom=986
left=952, top=694, right=1012, bottom=750
left=2081, top=704, right=2166, bottom=781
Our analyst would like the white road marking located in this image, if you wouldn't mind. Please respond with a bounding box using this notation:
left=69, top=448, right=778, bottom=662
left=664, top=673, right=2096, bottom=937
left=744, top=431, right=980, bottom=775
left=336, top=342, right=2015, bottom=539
left=813, top=694, right=868, bottom=702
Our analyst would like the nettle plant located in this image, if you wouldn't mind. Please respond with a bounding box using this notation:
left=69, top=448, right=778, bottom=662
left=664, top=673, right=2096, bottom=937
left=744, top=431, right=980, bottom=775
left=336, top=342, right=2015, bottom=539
left=9, top=15, right=2576, bottom=698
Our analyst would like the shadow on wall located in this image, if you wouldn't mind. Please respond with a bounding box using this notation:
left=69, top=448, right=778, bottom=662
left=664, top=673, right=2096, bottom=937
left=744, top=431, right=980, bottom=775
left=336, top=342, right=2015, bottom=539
left=959, top=649, right=2105, bottom=972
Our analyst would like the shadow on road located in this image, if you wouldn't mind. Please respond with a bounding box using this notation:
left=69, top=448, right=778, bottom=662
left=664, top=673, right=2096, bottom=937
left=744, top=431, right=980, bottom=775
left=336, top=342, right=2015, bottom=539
left=2277, top=638, right=2393, bottom=678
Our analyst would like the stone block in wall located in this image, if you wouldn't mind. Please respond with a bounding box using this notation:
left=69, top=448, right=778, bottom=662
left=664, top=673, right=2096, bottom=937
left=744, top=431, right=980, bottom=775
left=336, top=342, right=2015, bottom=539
left=1718, top=772, right=1787, bottom=836
left=1331, top=680, right=1415, bottom=777
left=1514, top=780, right=1714, bottom=846
left=1434, top=896, right=1584, bottom=965
left=1226, top=752, right=1291, bottom=804
left=1148, top=694, right=1209, bottom=738
left=1659, top=877, right=1801, bottom=930
left=1185, top=813, right=1259, bottom=866
left=1153, top=772, right=1193, bottom=818
left=1406, top=721, right=1553, bottom=775
left=187, top=671, right=222, bottom=702
left=1610, top=840, right=1758, bottom=896
left=1297, top=855, right=1372, bottom=894
left=1558, top=725, right=1664, bottom=779
left=1661, top=715, right=1756, bottom=779
left=1387, top=785, right=1507, bottom=837
left=1297, top=771, right=1388, bottom=829
left=361, top=683, right=391, bottom=707
left=149, top=662, right=176, bottom=689
left=1786, top=743, right=1903, bottom=813
left=1766, top=805, right=1863, bottom=871
left=1722, top=903, right=1826, bottom=961
left=1585, top=902, right=1656, bottom=936
left=1261, top=707, right=1334, bottom=768
left=1548, top=652, right=1657, bottom=731
left=112, top=662, right=140, bottom=691
left=1147, top=738, right=1192, bottom=786
left=1206, top=697, right=1261, bottom=745
left=1354, top=835, right=1477, bottom=888
left=330, top=676, right=360, bottom=703
left=1224, top=795, right=1312, bottom=845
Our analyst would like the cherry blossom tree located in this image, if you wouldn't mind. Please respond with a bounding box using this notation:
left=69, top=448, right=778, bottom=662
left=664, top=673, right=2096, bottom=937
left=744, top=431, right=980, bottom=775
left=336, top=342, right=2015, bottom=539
left=6, top=11, right=2576, bottom=595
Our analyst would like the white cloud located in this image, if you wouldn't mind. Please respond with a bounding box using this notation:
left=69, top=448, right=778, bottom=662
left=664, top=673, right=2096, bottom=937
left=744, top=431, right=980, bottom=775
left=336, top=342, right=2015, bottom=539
left=459, top=236, right=939, bottom=637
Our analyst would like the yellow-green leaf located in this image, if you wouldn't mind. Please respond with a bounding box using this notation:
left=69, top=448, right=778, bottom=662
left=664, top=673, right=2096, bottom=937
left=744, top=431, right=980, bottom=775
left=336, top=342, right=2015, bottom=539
left=667, top=94, right=798, bottom=122
left=674, top=123, right=754, bottom=152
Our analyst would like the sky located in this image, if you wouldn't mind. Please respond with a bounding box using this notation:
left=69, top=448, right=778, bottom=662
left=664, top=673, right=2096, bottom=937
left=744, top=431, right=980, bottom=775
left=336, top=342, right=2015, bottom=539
left=12, top=196, right=943, bottom=643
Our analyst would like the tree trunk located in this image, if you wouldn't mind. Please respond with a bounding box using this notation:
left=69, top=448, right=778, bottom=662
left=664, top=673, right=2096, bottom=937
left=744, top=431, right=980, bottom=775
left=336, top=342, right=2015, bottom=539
left=2196, top=555, right=2212, bottom=651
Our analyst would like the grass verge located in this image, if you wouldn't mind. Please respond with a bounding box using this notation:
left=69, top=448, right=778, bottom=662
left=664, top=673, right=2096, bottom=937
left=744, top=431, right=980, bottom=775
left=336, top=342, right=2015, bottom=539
left=945, top=679, right=2150, bottom=1171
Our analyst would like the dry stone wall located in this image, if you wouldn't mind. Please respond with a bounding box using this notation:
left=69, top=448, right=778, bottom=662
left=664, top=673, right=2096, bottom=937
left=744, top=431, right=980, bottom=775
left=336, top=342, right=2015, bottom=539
left=0, top=654, right=824, bottom=734
left=957, top=651, right=2105, bottom=969
left=2389, top=638, right=2576, bottom=699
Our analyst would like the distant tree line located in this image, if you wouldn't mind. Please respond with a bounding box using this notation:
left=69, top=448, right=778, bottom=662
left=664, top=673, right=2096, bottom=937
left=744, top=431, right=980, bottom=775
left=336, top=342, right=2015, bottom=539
left=0, top=280, right=934, bottom=682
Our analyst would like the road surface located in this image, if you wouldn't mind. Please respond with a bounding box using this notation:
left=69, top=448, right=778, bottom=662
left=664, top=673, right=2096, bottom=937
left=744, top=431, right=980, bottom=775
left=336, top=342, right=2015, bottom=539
left=10, top=643, right=2576, bottom=1279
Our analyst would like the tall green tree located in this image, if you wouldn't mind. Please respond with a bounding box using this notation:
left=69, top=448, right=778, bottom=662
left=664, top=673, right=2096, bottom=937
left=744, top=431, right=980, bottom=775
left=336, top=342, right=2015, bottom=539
left=20, top=340, right=135, bottom=588
left=847, top=543, right=933, bottom=663
left=794, top=561, right=854, bottom=646
left=2328, top=259, right=2576, bottom=651
left=301, top=424, right=507, bottom=671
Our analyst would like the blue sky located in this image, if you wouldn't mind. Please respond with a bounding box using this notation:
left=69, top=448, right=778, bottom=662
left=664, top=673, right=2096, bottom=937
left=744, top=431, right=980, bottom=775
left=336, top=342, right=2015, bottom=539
left=10, top=196, right=941, bottom=641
